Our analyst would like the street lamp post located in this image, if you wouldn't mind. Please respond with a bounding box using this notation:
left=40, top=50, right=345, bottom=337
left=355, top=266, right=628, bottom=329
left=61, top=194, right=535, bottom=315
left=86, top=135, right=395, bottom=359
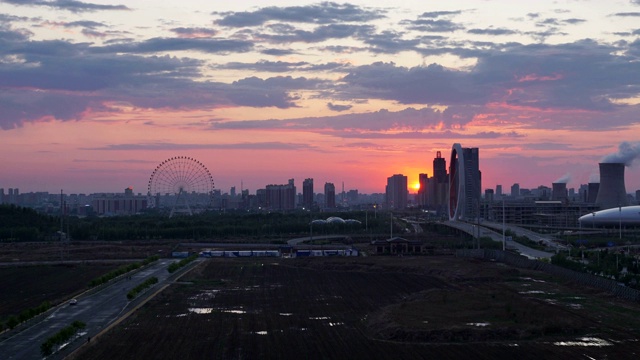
left=502, top=199, right=506, bottom=251
left=619, top=205, right=622, bottom=241
left=309, top=211, right=313, bottom=245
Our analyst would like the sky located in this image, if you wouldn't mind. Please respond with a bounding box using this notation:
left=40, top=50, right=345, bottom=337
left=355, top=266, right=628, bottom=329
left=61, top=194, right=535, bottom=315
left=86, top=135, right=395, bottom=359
left=1, top=0, right=640, bottom=195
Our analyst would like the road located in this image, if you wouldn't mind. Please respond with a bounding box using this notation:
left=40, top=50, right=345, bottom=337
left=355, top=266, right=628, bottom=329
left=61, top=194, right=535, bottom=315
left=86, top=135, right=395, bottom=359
left=481, top=221, right=563, bottom=250
left=287, top=235, right=351, bottom=246
left=0, top=258, right=179, bottom=360
left=444, top=221, right=554, bottom=259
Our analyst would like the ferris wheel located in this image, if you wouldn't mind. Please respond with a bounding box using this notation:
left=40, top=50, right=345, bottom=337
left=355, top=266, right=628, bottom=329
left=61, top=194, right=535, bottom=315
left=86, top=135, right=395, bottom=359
left=147, top=156, right=215, bottom=217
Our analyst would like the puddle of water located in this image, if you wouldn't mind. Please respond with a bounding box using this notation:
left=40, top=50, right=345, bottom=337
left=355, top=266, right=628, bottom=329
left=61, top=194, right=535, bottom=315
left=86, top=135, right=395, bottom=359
left=466, top=322, right=490, bottom=327
left=189, top=290, right=220, bottom=301
left=188, top=307, right=247, bottom=314
left=567, top=303, right=583, bottom=309
left=279, top=313, right=293, bottom=316
left=519, top=290, right=547, bottom=294
left=254, top=331, right=268, bottom=335
left=222, top=309, right=247, bottom=314
left=189, top=308, right=213, bottom=314
left=553, top=337, right=612, bottom=347
left=309, top=316, right=330, bottom=320
left=329, top=322, right=344, bottom=327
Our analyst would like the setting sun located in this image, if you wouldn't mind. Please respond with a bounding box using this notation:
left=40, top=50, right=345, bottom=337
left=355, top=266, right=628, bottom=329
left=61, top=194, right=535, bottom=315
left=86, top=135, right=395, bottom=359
left=412, top=182, right=421, bottom=191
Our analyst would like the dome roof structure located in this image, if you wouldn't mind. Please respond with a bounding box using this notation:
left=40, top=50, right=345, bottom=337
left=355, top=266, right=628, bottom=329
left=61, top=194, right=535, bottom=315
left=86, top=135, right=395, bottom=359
left=579, top=206, right=640, bottom=227
left=310, top=217, right=362, bottom=226
left=326, top=217, right=346, bottom=224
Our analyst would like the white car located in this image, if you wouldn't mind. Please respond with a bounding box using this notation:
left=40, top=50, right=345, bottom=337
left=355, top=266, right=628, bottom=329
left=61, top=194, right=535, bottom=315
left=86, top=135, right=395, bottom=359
left=69, top=299, right=78, bottom=306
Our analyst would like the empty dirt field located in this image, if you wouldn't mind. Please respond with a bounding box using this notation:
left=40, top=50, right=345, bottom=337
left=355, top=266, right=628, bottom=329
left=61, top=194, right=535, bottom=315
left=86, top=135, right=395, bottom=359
left=74, top=256, right=640, bottom=359
left=0, top=240, right=178, bottom=263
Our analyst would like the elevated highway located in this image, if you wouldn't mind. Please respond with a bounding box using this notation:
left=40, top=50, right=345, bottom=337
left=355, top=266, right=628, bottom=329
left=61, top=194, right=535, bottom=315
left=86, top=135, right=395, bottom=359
left=443, top=220, right=554, bottom=259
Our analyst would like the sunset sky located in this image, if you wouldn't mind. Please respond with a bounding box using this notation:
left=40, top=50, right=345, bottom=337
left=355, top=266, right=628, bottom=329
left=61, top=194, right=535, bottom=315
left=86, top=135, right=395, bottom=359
left=1, top=0, right=640, bottom=195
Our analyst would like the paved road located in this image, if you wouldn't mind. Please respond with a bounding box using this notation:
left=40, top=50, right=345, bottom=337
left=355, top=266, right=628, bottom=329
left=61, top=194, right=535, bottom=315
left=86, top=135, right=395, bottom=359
left=0, top=259, right=177, bottom=360
left=444, top=221, right=554, bottom=259
left=481, top=221, right=561, bottom=248
left=287, top=235, right=351, bottom=246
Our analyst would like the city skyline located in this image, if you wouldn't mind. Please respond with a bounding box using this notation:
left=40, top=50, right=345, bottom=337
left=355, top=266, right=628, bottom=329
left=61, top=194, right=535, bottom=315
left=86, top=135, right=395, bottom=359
left=2, top=1, right=640, bottom=194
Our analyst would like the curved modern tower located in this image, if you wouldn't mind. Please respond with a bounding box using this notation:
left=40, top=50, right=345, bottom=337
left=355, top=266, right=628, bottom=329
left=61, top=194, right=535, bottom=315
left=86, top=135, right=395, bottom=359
left=449, top=144, right=465, bottom=220
left=594, top=162, right=628, bottom=210
left=449, top=144, right=480, bottom=221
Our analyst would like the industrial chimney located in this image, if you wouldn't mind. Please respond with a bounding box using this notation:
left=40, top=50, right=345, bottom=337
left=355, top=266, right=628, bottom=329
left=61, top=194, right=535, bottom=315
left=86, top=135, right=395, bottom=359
left=594, top=163, right=628, bottom=209
left=551, top=183, right=567, bottom=201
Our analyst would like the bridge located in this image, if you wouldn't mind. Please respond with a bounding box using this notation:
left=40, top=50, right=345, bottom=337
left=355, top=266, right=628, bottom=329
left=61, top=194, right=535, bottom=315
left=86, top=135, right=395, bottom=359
left=443, top=220, right=555, bottom=259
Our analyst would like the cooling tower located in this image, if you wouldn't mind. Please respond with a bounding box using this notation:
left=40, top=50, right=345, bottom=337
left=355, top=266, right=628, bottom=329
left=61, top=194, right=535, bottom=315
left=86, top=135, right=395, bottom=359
left=551, top=183, right=567, bottom=201
left=587, top=183, right=599, bottom=203
left=594, top=163, right=628, bottom=209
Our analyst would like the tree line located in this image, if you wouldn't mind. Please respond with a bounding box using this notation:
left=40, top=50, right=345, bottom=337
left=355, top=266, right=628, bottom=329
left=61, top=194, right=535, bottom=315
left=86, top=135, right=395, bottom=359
left=0, top=205, right=390, bottom=242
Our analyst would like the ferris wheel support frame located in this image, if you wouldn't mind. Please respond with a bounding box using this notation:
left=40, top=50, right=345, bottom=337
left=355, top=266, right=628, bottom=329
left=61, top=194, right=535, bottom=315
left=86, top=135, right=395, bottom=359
left=147, top=156, right=214, bottom=217
left=170, top=187, right=193, bottom=218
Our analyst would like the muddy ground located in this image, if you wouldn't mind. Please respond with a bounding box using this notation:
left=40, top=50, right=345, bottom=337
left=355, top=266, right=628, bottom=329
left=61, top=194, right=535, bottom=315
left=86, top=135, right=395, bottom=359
left=0, top=240, right=178, bottom=262
left=73, top=256, right=640, bottom=359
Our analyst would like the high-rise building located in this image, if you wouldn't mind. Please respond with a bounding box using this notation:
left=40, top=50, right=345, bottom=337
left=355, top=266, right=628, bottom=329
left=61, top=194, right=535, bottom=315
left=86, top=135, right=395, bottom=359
left=430, top=151, right=448, bottom=212
left=417, top=173, right=429, bottom=207
left=433, top=151, right=447, bottom=183
left=346, top=189, right=358, bottom=204
left=485, top=189, right=494, bottom=202
left=256, top=189, right=266, bottom=207
left=579, top=184, right=588, bottom=202
left=7, top=188, right=19, bottom=205
left=463, top=147, right=481, bottom=219
left=511, top=183, right=520, bottom=198
left=386, top=174, right=407, bottom=210
left=92, top=187, right=147, bottom=215
left=496, top=185, right=502, bottom=197
left=448, top=145, right=481, bottom=220
left=0, top=188, right=4, bottom=204
left=265, top=179, right=296, bottom=210
left=302, top=178, right=314, bottom=209
left=324, top=182, right=336, bottom=208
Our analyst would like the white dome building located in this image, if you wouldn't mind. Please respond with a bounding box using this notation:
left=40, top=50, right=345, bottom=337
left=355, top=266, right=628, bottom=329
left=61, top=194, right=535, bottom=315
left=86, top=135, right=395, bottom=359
left=579, top=206, right=640, bottom=227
